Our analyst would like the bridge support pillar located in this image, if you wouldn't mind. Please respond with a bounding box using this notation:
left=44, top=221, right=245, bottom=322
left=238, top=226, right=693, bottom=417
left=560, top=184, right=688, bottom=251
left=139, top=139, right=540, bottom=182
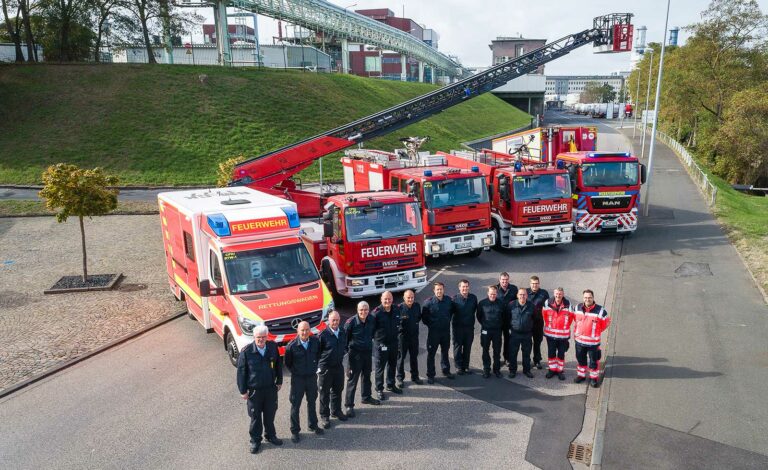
left=341, top=38, right=350, bottom=74
left=418, top=61, right=424, bottom=82
left=401, top=54, right=407, bottom=81
left=431, top=66, right=436, bottom=84
left=214, top=0, right=231, bottom=66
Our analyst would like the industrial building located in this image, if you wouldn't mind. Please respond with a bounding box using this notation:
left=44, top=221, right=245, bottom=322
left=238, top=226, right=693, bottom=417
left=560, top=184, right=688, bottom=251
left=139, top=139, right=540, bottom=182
left=488, top=36, right=546, bottom=116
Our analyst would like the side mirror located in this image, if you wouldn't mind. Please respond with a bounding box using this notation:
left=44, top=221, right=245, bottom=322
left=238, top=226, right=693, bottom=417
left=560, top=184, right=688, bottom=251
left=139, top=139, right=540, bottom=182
left=640, top=163, right=647, bottom=184
left=426, top=209, right=436, bottom=226
left=323, top=220, right=334, bottom=238
left=322, top=211, right=332, bottom=221
left=199, top=279, right=224, bottom=297
left=406, top=178, right=416, bottom=197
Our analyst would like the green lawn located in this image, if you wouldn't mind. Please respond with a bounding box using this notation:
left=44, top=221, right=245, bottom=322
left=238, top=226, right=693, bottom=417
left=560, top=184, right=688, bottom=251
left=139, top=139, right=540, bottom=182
left=0, top=64, right=531, bottom=185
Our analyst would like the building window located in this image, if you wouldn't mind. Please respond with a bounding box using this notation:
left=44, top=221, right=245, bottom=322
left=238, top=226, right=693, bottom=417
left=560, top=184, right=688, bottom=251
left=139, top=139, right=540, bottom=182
left=365, top=56, right=382, bottom=72
left=382, top=57, right=400, bottom=64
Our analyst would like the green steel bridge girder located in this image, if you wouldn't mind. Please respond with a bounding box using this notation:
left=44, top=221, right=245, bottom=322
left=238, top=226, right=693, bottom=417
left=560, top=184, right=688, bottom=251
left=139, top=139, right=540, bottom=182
left=218, top=0, right=463, bottom=76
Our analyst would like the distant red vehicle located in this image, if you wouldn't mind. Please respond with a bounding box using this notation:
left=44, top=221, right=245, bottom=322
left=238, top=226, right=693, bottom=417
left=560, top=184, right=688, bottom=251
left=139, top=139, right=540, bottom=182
left=625, top=103, right=633, bottom=118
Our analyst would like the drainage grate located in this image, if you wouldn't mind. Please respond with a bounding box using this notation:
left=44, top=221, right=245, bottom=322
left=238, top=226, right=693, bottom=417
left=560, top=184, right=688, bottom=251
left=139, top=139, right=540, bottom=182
left=568, top=442, right=593, bottom=465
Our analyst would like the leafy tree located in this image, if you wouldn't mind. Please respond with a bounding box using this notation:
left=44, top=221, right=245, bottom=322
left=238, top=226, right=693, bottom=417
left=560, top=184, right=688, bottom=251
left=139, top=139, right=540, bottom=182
left=87, top=0, right=125, bottom=61
left=1, top=0, right=25, bottom=61
left=217, top=155, right=246, bottom=187
left=714, top=83, right=768, bottom=185
left=580, top=82, right=615, bottom=103
left=39, top=164, right=119, bottom=282
left=36, top=0, right=93, bottom=60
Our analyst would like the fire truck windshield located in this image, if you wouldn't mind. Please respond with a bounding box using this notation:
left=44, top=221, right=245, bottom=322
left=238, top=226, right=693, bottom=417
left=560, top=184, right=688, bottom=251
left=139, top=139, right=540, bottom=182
left=513, top=174, right=571, bottom=201
left=344, top=202, right=422, bottom=242
left=581, top=162, right=639, bottom=188
left=424, top=176, right=489, bottom=208
left=223, top=244, right=320, bottom=294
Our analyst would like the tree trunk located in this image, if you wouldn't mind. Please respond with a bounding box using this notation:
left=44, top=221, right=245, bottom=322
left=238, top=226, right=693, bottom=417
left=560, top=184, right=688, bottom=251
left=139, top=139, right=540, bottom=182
left=79, top=215, right=88, bottom=282
left=138, top=0, right=156, bottom=64
left=19, top=0, right=34, bottom=62
left=1, top=0, right=23, bottom=62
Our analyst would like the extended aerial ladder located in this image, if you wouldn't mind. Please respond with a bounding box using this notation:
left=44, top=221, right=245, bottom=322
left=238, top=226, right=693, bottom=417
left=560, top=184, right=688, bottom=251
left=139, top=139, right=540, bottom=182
left=230, top=13, right=634, bottom=216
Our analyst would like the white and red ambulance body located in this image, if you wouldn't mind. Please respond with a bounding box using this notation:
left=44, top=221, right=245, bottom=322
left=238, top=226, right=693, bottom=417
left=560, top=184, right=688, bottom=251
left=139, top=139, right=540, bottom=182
left=158, top=187, right=333, bottom=364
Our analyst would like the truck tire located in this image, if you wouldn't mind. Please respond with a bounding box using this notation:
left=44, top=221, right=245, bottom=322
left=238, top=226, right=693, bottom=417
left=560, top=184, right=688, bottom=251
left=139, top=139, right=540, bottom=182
left=492, top=223, right=503, bottom=250
left=467, top=248, right=483, bottom=258
left=225, top=331, right=239, bottom=367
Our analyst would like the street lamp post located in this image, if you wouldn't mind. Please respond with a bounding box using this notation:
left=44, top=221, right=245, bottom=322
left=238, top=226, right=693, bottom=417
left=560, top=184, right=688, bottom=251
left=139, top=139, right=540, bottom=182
left=639, top=47, right=655, bottom=162
left=632, top=59, right=643, bottom=138
left=642, top=0, right=672, bottom=217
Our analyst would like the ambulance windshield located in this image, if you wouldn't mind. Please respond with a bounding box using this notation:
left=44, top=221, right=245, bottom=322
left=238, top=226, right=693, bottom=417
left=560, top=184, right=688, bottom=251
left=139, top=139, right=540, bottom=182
left=581, top=162, right=639, bottom=188
left=344, top=202, right=422, bottom=242
left=424, top=176, right=489, bottom=208
left=223, top=243, right=320, bottom=294
left=512, top=174, right=571, bottom=201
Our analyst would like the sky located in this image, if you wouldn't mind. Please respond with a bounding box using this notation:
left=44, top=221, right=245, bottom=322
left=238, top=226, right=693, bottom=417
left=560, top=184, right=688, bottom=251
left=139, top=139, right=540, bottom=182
left=189, top=0, right=767, bottom=75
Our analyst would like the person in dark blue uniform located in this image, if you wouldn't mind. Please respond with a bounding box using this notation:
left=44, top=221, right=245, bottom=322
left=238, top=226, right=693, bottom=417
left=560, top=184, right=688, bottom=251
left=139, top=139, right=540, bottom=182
left=476, top=285, right=507, bottom=378
left=508, top=288, right=535, bottom=378
left=284, top=321, right=322, bottom=443
left=317, top=310, right=347, bottom=429
left=422, top=282, right=456, bottom=384
left=527, top=275, right=550, bottom=370
left=452, top=279, right=478, bottom=375
left=236, top=325, right=283, bottom=454
left=344, top=301, right=380, bottom=418
left=495, top=272, right=518, bottom=367
left=372, top=291, right=402, bottom=400
left=396, top=289, right=423, bottom=387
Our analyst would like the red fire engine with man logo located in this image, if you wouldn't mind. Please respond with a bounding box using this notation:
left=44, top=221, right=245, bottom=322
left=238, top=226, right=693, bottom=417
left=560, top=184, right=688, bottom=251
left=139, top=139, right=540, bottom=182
left=158, top=187, right=334, bottom=363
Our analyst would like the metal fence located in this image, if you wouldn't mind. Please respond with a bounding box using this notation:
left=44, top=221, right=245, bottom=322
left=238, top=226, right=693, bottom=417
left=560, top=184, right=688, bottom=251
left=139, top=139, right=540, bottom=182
left=638, top=124, right=718, bottom=207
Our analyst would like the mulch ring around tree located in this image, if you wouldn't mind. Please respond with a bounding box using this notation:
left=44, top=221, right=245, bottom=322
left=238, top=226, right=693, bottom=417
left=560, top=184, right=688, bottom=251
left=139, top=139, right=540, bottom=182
left=44, top=273, right=123, bottom=294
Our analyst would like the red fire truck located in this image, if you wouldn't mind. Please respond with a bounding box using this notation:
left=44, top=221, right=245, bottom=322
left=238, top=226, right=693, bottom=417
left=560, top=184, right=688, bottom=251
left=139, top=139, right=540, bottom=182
left=158, top=187, right=334, bottom=363
left=491, top=126, right=598, bottom=163
left=301, top=191, right=427, bottom=298
left=442, top=149, right=574, bottom=248
left=341, top=146, right=495, bottom=258
left=555, top=151, right=646, bottom=234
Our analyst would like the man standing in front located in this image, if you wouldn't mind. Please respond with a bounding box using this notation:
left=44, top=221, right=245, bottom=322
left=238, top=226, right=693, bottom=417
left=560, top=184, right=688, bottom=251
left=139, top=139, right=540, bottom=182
left=284, top=321, right=322, bottom=443
left=452, top=279, right=478, bottom=375
left=573, top=289, right=611, bottom=387
left=317, top=310, right=347, bottom=429
left=507, top=288, right=535, bottom=378
left=371, top=291, right=402, bottom=401
left=527, top=275, right=550, bottom=370
left=495, top=272, right=518, bottom=366
left=476, top=285, right=507, bottom=378
left=344, top=301, right=380, bottom=418
left=422, top=282, right=456, bottom=384
left=236, top=325, right=283, bottom=454
left=396, top=289, right=423, bottom=387
left=543, top=287, right=573, bottom=380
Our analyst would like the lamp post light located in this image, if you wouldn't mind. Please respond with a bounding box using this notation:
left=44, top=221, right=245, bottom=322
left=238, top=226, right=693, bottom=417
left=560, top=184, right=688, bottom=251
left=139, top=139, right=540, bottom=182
left=642, top=0, right=672, bottom=217
left=639, top=47, right=655, bottom=162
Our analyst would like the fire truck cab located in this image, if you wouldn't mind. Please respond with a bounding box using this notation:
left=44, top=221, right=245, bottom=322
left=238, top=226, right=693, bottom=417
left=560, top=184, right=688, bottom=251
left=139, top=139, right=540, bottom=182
left=301, top=191, right=428, bottom=298
left=158, top=187, right=333, bottom=364
left=342, top=150, right=495, bottom=258
left=444, top=150, right=574, bottom=248
left=556, top=151, right=647, bottom=234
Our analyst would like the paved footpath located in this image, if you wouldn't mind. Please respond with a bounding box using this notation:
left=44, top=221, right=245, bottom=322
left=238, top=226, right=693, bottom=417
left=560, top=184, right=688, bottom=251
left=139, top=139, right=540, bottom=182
left=601, top=128, right=768, bottom=469
left=0, top=215, right=185, bottom=393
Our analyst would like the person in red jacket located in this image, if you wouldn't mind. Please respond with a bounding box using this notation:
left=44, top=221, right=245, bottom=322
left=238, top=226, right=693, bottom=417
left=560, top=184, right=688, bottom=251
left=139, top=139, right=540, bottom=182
left=542, top=287, right=573, bottom=380
left=572, top=289, right=611, bottom=388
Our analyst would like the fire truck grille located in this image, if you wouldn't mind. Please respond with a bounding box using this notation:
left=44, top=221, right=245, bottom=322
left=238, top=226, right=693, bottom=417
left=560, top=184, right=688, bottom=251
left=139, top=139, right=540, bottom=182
left=591, top=196, right=631, bottom=210
left=363, top=257, right=418, bottom=271
left=265, top=310, right=323, bottom=335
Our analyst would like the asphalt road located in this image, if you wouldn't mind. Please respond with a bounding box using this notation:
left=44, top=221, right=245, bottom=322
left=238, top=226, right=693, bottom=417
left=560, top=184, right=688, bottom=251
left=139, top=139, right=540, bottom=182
left=0, top=119, right=629, bottom=469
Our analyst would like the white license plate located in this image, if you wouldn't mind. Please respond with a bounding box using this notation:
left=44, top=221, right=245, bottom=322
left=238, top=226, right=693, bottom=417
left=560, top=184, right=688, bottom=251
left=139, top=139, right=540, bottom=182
left=456, top=242, right=472, bottom=249
left=603, top=220, right=618, bottom=227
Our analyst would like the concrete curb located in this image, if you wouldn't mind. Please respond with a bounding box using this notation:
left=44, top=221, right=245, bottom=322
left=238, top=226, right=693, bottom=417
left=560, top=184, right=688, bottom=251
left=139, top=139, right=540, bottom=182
left=0, top=311, right=185, bottom=400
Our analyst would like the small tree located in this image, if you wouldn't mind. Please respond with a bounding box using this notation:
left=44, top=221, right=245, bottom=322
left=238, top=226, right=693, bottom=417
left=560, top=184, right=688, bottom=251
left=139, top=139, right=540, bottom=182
left=39, top=164, right=119, bottom=283
left=217, top=154, right=247, bottom=187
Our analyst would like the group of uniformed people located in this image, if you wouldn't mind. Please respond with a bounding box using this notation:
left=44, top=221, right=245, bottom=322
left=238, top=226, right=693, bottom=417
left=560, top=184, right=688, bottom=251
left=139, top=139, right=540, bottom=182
left=236, top=272, right=611, bottom=454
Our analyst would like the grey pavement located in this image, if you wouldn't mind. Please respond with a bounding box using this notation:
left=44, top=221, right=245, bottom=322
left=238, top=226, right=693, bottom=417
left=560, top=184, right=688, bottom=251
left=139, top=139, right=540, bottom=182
left=601, top=125, right=768, bottom=468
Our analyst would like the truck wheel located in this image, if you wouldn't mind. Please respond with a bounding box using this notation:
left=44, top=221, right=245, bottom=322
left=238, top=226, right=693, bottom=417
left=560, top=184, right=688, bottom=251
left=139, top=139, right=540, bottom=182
left=492, top=224, right=503, bottom=250
left=225, top=332, right=239, bottom=367
left=467, top=249, right=483, bottom=258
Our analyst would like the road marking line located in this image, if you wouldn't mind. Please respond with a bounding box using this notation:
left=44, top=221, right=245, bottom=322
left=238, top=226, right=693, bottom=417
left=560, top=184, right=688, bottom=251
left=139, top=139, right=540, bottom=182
left=417, top=267, right=447, bottom=293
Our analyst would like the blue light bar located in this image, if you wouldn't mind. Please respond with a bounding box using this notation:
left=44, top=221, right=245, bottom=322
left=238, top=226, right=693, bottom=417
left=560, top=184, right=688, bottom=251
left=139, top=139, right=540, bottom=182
left=556, top=160, right=565, bottom=169
left=471, top=166, right=479, bottom=172
left=424, top=170, right=433, bottom=177
left=207, top=213, right=231, bottom=237
left=514, top=162, right=522, bottom=171
left=281, top=206, right=301, bottom=228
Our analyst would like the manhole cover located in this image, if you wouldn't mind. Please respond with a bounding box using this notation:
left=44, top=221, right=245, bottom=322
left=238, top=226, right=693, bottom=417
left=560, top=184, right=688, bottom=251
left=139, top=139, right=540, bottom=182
left=568, top=442, right=593, bottom=465
left=675, top=262, right=713, bottom=277
left=118, top=283, right=148, bottom=292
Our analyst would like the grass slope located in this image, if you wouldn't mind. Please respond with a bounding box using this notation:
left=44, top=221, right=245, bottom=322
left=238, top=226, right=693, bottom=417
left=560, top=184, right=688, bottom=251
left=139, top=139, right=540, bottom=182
left=0, top=64, right=530, bottom=185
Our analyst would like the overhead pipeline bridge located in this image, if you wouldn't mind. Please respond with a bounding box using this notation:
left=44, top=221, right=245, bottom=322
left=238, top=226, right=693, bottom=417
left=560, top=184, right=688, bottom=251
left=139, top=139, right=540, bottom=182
left=177, top=0, right=463, bottom=78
